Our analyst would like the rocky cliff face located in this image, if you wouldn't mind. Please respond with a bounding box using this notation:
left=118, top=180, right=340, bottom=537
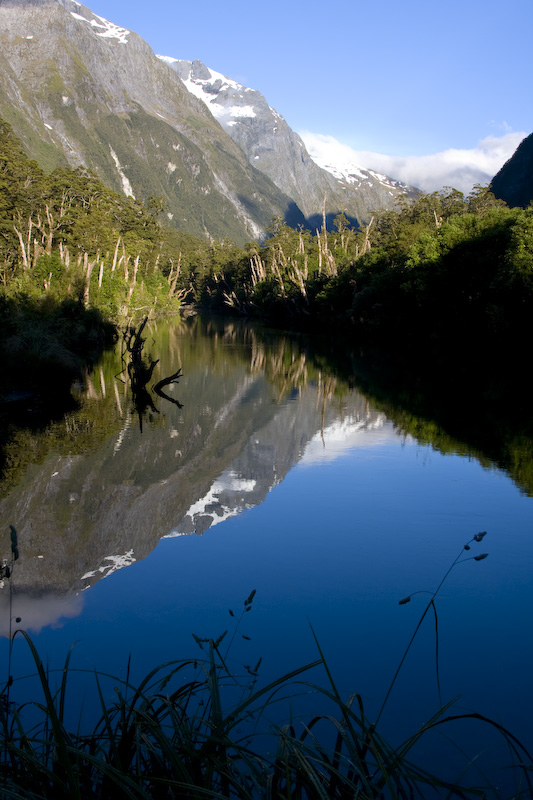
left=163, top=58, right=415, bottom=227
left=0, top=0, right=304, bottom=243
left=490, top=132, right=533, bottom=208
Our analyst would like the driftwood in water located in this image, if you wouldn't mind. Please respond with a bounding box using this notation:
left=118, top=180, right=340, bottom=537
left=119, top=317, right=184, bottom=427
left=123, top=316, right=149, bottom=359
left=153, top=367, right=183, bottom=409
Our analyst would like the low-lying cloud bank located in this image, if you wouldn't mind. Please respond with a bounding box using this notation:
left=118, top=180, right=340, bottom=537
left=300, top=131, right=526, bottom=195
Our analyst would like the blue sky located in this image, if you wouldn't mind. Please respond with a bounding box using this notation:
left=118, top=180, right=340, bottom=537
left=88, top=0, right=532, bottom=191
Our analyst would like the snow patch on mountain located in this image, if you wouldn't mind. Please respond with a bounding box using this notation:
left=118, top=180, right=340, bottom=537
left=70, top=9, right=129, bottom=43
left=206, top=102, right=256, bottom=122
left=166, top=471, right=257, bottom=537
left=80, top=549, right=136, bottom=587
left=301, top=132, right=415, bottom=194
left=306, top=144, right=403, bottom=190
left=157, top=57, right=256, bottom=123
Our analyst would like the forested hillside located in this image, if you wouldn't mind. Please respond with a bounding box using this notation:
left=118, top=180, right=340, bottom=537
left=0, top=117, right=188, bottom=405
left=491, top=132, right=533, bottom=209
left=0, top=118, right=190, bottom=313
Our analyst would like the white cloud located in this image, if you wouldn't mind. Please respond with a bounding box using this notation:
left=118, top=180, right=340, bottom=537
left=0, top=591, right=84, bottom=636
left=300, top=131, right=527, bottom=195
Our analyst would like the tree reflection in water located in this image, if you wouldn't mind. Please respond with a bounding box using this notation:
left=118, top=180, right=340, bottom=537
left=120, top=316, right=183, bottom=432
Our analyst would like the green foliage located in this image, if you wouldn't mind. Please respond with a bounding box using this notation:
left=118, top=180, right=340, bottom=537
left=0, top=116, right=187, bottom=349
left=186, top=183, right=530, bottom=355
left=0, top=293, right=116, bottom=394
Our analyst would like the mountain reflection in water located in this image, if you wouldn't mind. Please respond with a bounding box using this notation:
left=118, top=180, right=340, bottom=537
left=0, top=316, right=384, bottom=632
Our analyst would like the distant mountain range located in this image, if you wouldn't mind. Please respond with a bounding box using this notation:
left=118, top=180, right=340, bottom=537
left=0, top=0, right=415, bottom=242
left=490, top=132, right=533, bottom=208
left=161, top=58, right=416, bottom=229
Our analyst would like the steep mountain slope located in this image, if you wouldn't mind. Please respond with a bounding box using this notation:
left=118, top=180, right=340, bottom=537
left=0, top=0, right=304, bottom=243
left=490, top=132, right=533, bottom=208
left=162, top=58, right=415, bottom=227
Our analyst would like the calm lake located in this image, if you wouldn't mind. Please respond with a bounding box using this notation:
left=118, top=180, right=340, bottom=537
left=1, top=314, right=532, bottom=790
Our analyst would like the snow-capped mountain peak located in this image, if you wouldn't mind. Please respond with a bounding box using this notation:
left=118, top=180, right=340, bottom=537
left=158, top=56, right=414, bottom=224
left=309, top=149, right=406, bottom=192
left=157, top=57, right=261, bottom=123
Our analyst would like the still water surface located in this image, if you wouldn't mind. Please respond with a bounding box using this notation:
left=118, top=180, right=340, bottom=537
left=1, top=315, right=532, bottom=784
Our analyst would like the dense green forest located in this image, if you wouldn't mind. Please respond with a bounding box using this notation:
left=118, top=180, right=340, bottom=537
left=192, top=188, right=533, bottom=355
left=0, top=118, right=190, bottom=318
left=2, top=113, right=533, bottom=405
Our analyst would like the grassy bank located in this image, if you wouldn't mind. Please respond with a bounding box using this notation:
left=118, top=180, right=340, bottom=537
left=1, top=631, right=530, bottom=799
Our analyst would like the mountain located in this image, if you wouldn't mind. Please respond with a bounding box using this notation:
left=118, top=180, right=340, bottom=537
left=161, top=58, right=416, bottom=228
left=0, top=0, right=304, bottom=244
left=0, top=0, right=415, bottom=242
left=490, top=132, right=533, bottom=208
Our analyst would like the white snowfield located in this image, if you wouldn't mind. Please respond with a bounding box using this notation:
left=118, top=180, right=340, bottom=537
left=157, top=58, right=258, bottom=122
left=165, top=470, right=258, bottom=539
left=70, top=9, right=129, bottom=44
left=80, top=550, right=136, bottom=587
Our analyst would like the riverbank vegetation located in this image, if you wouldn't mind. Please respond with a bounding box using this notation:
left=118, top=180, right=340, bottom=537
left=4, top=637, right=526, bottom=800
left=0, top=117, right=185, bottom=409
left=191, top=189, right=533, bottom=359
left=0, top=119, right=185, bottom=321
